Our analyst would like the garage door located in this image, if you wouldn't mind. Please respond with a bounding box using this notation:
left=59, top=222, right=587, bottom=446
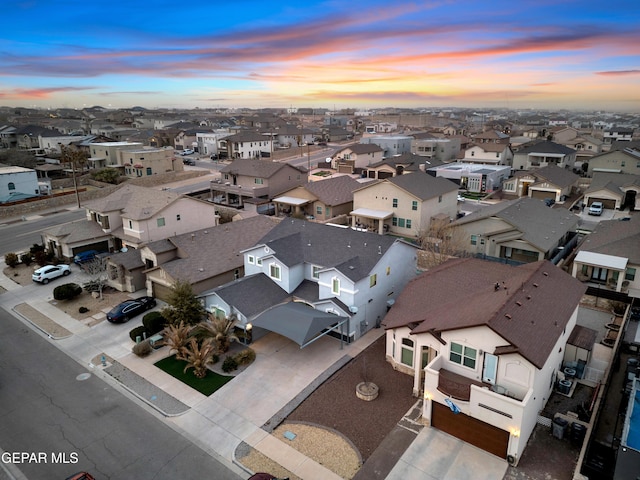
left=588, top=198, right=616, bottom=209
left=530, top=189, right=556, bottom=200
left=431, top=401, right=509, bottom=458
left=152, top=282, right=174, bottom=302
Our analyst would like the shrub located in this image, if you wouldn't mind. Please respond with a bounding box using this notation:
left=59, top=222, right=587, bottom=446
left=4, top=253, right=19, bottom=268
left=78, top=306, right=89, bottom=314
left=20, top=252, right=33, bottom=266
left=234, top=348, right=256, bottom=366
left=221, top=356, right=238, bottom=373
left=53, top=283, right=82, bottom=301
left=33, top=250, right=48, bottom=267
left=29, top=243, right=45, bottom=254
left=143, top=311, right=166, bottom=335
left=132, top=340, right=152, bottom=357
left=129, top=326, right=149, bottom=343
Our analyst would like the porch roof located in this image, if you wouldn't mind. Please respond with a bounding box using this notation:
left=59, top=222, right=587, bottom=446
left=273, top=195, right=310, bottom=206
left=574, top=251, right=628, bottom=270
left=350, top=207, right=393, bottom=220
left=250, top=302, right=348, bottom=348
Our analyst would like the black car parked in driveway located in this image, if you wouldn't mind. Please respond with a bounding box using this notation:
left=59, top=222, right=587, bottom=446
left=106, top=296, right=157, bottom=323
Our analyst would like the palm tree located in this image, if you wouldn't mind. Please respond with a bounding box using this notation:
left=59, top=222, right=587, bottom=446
left=164, top=321, right=193, bottom=361
left=193, top=313, right=239, bottom=354
left=182, top=338, right=216, bottom=378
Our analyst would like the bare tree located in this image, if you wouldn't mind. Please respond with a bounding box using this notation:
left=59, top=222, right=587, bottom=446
left=60, top=144, right=88, bottom=208
left=417, top=218, right=469, bottom=270
left=81, top=256, right=108, bottom=299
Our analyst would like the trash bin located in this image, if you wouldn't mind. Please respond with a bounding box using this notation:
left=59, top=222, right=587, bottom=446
left=553, top=417, right=568, bottom=439
left=571, top=422, right=587, bottom=445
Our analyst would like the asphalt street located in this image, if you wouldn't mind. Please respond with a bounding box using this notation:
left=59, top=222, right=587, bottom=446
left=0, top=308, right=242, bottom=480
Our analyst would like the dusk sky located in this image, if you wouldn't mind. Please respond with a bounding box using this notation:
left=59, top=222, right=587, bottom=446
left=2, top=0, right=639, bottom=111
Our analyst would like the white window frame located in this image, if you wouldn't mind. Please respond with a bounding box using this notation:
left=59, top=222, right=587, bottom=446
left=269, top=263, right=281, bottom=280
left=248, top=255, right=255, bottom=265
left=449, top=342, right=477, bottom=369
left=331, top=277, right=340, bottom=295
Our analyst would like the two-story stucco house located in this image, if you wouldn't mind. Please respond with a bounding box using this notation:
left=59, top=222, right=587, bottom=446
left=120, top=146, right=183, bottom=178
left=383, top=257, right=586, bottom=463
left=218, top=131, right=273, bottom=159
left=511, top=141, right=577, bottom=171
left=0, top=166, right=39, bottom=199
left=351, top=172, right=458, bottom=236
left=88, top=141, right=143, bottom=170
left=453, top=197, right=579, bottom=263
left=571, top=215, right=640, bottom=298
left=212, top=158, right=307, bottom=211
left=587, top=148, right=640, bottom=176
left=463, top=143, right=514, bottom=166
left=199, top=218, right=419, bottom=346
left=332, top=144, right=384, bottom=173
left=82, top=184, right=219, bottom=250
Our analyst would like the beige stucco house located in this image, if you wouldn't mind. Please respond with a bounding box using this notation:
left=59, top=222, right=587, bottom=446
left=351, top=172, right=458, bottom=236
left=587, top=148, right=640, bottom=176
left=120, top=146, right=183, bottom=178
left=502, top=164, right=579, bottom=202
left=383, top=258, right=586, bottom=463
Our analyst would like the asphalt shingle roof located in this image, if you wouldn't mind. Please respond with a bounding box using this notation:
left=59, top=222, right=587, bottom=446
left=531, top=164, right=579, bottom=188
left=42, top=219, right=109, bottom=243
left=386, top=171, right=458, bottom=201
left=382, top=258, right=586, bottom=369
left=303, top=176, right=362, bottom=206
left=212, top=273, right=290, bottom=318
left=517, top=140, right=576, bottom=156
left=83, top=184, right=183, bottom=220
left=220, top=158, right=304, bottom=177
left=578, top=215, right=640, bottom=264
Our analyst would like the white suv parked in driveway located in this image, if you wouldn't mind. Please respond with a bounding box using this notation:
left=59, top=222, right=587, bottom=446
left=32, top=264, right=71, bottom=284
left=588, top=202, right=604, bottom=216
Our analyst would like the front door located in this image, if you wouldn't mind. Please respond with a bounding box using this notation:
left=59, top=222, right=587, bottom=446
left=483, top=353, right=498, bottom=384
left=591, top=267, right=608, bottom=282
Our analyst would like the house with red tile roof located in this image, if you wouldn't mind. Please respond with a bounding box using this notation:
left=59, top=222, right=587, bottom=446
left=383, top=257, right=586, bottom=463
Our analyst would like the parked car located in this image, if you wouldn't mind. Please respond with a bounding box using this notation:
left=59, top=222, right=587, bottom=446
left=182, top=158, right=195, bottom=166
left=544, top=198, right=556, bottom=207
left=106, top=296, right=157, bottom=323
left=73, top=250, right=100, bottom=264
left=179, top=149, right=195, bottom=156
left=457, top=194, right=466, bottom=203
left=32, top=264, right=71, bottom=284
left=588, top=202, right=604, bottom=216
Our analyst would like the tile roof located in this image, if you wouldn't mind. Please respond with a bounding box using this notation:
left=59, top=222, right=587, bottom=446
left=577, top=216, right=640, bottom=264
left=454, top=197, right=579, bottom=252
left=382, top=258, right=586, bottom=369
left=149, top=216, right=281, bottom=284
left=254, top=218, right=413, bottom=282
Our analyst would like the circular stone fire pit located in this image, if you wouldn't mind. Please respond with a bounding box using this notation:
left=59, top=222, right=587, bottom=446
left=356, top=382, right=379, bottom=401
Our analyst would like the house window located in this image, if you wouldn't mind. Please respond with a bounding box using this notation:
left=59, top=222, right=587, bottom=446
left=392, top=217, right=398, bottom=226
left=255, top=178, right=264, bottom=184
left=257, top=258, right=262, bottom=266
left=316, top=206, right=323, bottom=215
left=450, top=342, right=477, bottom=369
left=626, top=268, right=636, bottom=281
left=621, top=161, right=626, bottom=167
left=370, top=274, right=377, bottom=287
left=312, top=266, right=321, bottom=279
left=157, top=217, right=165, bottom=227
left=146, top=167, right=152, bottom=176
left=332, top=277, right=340, bottom=295
left=412, top=201, right=418, bottom=211
left=8, top=182, right=15, bottom=191
left=176, top=214, right=181, bottom=221
left=406, top=219, right=412, bottom=229
left=392, top=198, right=398, bottom=208
left=438, top=195, right=442, bottom=203
left=128, top=220, right=132, bottom=229
left=386, top=266, right=391, bottom=276
left=401, top=338, right=414, bottom=367
left=248, top=255, right=255, bottom=265
left=471, top=235, right=478, bottom=245
left=398, top=218, right=405, bottom=228
left=269, top=263, right=281, bottom=280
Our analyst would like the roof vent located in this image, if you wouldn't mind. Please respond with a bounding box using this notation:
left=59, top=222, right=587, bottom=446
left=533, top=283, right=539, bottom=288
left=516, top=301, right=522, bottom=306
left=505, top=314, right=512, bottom=319
left=543, top=272, right=549, bottom=276
left=527, top=295, right=532, bottom=300
left=349, top=266, right=355, bottom=270
left=378, top=246, right=382, bottom=255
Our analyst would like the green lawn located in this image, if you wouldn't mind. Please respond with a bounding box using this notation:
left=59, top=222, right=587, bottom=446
left=154, top=355, right=234, bottom=396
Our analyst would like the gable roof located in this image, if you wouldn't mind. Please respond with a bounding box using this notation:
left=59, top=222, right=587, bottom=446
left=147, top=216, right=281, bottom=284
left=337, top=143, right=384, bottom=155
left=211, top=273, right=291, bottom=319
left=531, top=165, right=579, bottom=188
left=220, top=158, right=305, bottom=178
left=42, top=219, right=110, bottom=243
left=83, top=184, right=184, bottom=219
left=303, top=176, right=363, bottom=206
left=516, top=140, right=576, bottom=156
left=577, top=215, right=640, bottom=264
left=252, top=218, right=414, bottom=282
left=454, top=197, right=579, bottom=252
left=382, top=258, right=586, bottom=369
left=586, top=172, right=640, bottom=194
left=385, top=171, right=458, bottom=200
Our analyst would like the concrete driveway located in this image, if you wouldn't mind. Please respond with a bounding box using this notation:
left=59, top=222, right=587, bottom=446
left=387, top=427, right=508, bottom=480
